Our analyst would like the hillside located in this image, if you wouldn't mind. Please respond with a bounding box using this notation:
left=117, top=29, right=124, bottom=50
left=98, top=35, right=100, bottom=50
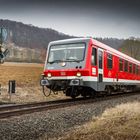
left=0, top=19, right=125, bottom=50
left=0, top=19, right=139, bottom=62
left=0, top=19, right=72, bottom=49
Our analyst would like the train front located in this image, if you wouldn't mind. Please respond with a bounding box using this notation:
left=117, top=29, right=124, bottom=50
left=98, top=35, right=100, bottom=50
left=40, top=38, right=91, bottom=98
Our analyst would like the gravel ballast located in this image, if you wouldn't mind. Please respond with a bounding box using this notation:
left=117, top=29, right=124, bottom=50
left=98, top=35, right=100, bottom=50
left=0, top=94, right=140, bottom=140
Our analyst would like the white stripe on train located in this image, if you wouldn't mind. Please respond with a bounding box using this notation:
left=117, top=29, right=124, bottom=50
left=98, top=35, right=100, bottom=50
left=47, top=76, right=140, bottom=84
left=103, top=77, right=140, bottom=83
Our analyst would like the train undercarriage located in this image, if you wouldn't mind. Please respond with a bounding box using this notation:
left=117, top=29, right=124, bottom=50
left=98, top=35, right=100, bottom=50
left=41, top=79, right=138, bottom=98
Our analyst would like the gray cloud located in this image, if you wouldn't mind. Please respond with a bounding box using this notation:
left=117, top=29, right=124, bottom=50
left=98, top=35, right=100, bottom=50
left=0, top=0, right=140, bottom=38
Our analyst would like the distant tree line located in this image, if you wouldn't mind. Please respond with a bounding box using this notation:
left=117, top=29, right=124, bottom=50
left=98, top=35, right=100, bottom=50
left=119, top=38, right=140, bottom=61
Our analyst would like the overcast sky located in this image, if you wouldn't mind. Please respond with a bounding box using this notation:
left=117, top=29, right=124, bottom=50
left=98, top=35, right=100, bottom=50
left=0, top=0, right=140, bottom=38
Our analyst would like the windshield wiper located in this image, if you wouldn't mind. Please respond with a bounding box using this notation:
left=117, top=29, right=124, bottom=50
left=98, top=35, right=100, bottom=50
left=66, top=58, right=81, bottom=62
left=48, top=60, right=63, bottom=64
left=49, top=58, right=81, bottom=64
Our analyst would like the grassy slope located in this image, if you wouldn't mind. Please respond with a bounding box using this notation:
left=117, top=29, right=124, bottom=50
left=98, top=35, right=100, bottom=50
left=61, top=102, right=140, bottom=140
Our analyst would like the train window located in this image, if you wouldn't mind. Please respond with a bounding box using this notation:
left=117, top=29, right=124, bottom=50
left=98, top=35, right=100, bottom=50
left=129, top=63, right=132, bottom=73
left=119, top=59, right=123, bottom=71
left=99, top=50, right=103, bottom=69
left=124, top=60, right=128, bottom=72
left=91, top=48, right=97, bottom=66
left=136, top=65, right=139, bottom=75
left=133, top=64, right=136, bottom=74
left=107, top=53, right=113, bottom=69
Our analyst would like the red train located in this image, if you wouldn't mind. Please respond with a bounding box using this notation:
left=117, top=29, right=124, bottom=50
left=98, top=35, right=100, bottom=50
left=40, top=38, right=140, bottom=98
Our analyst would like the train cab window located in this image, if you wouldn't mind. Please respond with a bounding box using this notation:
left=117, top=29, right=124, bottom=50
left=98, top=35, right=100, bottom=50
left=129, top=63, right=132, bottom=73
left=107, top=53, right=113, bottom=69
left=124, top=60, right=128, bottom=72
left=91, top=48, right=97, bottom=66
left=119, top=59, right=123, bottom=71
left=133, top=64, right=136, bottom=74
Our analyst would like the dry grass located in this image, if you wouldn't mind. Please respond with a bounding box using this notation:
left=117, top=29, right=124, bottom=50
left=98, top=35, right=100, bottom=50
left=61, top=102, right=140, bottom=140
left=0, top=62, right=67, bottom=103
left=0, top=62, right=43, bottom=86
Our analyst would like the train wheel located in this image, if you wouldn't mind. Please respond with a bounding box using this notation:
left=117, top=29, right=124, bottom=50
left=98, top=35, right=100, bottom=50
left=70, top=87, right=80, bottom=99
left=91, top=91, right=97, bottom=98
left=106, top=86, right=112, bottom=95
left=81, top=89, right=87, bottom=98
left=65, top=88, right=71, bottom=96
left=66, top=87, right=80, bottom=98
left=71, top=95, right=77, bottom=99
left=81, top=94, right=87, bottom=99
left=81, top=91, right=87, bottom=98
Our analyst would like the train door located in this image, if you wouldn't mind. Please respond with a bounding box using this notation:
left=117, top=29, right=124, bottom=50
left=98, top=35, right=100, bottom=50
left=98, top=48, right=104, bottom=83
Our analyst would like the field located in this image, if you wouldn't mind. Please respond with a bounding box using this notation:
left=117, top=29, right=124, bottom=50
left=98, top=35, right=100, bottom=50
left=0, top=62, right=43, bottom=86
left=0, top=62, right=66, bottom=103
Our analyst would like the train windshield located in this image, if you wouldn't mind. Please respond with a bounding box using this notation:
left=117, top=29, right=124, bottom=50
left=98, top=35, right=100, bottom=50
left=48, top=43, right=86, bottom=63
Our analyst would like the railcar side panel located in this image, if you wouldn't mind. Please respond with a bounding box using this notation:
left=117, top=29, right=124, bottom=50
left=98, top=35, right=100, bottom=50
left=41, top=38, right=140, bottom=98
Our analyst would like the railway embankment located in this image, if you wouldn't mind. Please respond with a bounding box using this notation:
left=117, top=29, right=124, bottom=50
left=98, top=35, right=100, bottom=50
left=0, top=93, right=139, bottom=140
left=60, top=102, right=140, bottom=140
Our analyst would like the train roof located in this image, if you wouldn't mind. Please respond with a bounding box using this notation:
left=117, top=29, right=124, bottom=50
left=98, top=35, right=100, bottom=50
left=49, top=37, right=140, bottom=65
left=49, top=38, right=91, bottom=45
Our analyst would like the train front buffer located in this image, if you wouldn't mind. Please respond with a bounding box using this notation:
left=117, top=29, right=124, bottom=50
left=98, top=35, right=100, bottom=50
left=40, top=70, right=89, bottom=97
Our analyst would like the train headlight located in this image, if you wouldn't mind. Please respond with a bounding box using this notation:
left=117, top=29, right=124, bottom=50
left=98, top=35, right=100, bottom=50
left=76, top=72, right=81, bottom=77
left=47, top=73, right=52, bottom=78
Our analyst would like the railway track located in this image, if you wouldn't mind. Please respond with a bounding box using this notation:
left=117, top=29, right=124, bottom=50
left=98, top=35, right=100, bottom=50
left=0, top=92, right=139, bottom=119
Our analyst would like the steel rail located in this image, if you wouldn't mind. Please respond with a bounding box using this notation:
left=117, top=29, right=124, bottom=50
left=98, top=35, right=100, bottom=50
left=0, top=92, right=139, bottom=119
left=0, top=98, right=85, bottom=112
